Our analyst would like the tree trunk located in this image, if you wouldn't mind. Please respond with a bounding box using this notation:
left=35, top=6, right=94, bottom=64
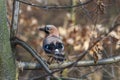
left=0, top=0, right=16, bottom=80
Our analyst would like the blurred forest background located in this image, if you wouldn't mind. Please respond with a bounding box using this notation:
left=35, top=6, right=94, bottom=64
left=7, top=0, right=120, bottom=80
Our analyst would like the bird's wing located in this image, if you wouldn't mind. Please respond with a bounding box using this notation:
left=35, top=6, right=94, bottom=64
left=43, top=36, right=64, bottom=53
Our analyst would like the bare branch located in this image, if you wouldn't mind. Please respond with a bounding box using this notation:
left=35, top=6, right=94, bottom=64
left=11, top=37, right=52, bottom=75
left=16, top=0, right=93, bottom=9
left=10, top=0, right=20, bottom=38
left=50, top=77, right=80, bottom=80
left=17, top=55, right=120, bottom=70
left=32, top=76, right=80, bottom=80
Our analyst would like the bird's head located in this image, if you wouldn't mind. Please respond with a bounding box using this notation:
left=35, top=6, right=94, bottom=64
left=39, top=25, right=59, bottom=36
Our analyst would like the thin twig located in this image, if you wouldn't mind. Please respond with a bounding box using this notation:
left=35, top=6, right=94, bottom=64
left=79, top=66, right=102, bottom=78
left=16, top=0, right=93, bottom=9
left=102, top=67, right=115, bottom=78
left=79, top=0, right=93, bottom=22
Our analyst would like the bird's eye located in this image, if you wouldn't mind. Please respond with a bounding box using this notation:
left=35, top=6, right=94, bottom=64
left=46, top=26, right=52, bottom=31
left=46, top=27, right=49, bottom=31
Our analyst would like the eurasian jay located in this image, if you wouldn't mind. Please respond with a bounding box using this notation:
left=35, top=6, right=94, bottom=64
left=39, top=25, right=65, bottom=62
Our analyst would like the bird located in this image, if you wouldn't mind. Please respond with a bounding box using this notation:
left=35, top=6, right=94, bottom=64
left=39, top=25, right=65, bottom=62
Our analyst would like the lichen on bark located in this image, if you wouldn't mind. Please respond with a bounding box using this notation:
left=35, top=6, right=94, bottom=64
left=0, top=0, right=16, bottom=80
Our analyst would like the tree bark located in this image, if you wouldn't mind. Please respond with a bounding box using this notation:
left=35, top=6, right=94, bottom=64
left=0, top=0, right=16, bottom=80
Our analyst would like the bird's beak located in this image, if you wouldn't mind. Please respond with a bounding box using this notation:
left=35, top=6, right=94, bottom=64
left=39, top=27, right=49, bottom=34
left=39, top=27, right=45, bottom=31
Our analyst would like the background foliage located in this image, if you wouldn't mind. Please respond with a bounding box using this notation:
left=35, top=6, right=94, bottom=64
left=7, top=0, right=120, bottom=80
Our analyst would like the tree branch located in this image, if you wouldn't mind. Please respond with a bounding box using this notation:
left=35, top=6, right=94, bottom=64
left=16, top=0, right=93, bottom=9
left=11, top=37, right=52, bottom=74
left=10, top=0, right=20, bottom=38
left=17, top=55, right=120, bottom=70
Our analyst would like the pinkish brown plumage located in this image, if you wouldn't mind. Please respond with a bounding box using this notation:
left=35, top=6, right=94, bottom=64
left=39, top=25, right=65, bottom=62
